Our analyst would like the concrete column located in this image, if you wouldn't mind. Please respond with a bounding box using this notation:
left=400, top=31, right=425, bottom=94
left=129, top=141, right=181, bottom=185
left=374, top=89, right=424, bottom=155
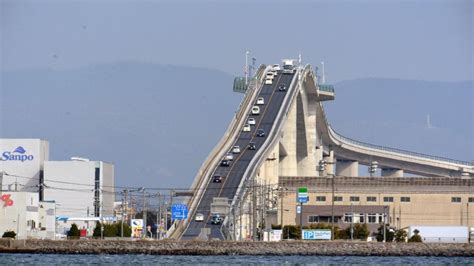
left=381, top=168, right=404, bottom=177
left=279, top=93, right=297, bottom=177
left=335, top=159, right=359, bottom=177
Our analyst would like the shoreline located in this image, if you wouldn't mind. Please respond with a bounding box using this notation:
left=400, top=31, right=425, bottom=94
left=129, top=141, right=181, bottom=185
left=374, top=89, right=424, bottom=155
left=1, top=239, right=473, bottom=256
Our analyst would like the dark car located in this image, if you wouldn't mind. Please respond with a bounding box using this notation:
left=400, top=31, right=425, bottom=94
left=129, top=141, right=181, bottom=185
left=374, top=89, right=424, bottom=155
left=213, top=175, right=223, bottom=183
left=221, top=159, right=231, bottom=167
left=248, top=142, right=256, bottom=150
left=256, top=129, right=265, bottom=137
left=278, top=83, right=287, bottom=91
left=210, top=214, right=223, bottom=225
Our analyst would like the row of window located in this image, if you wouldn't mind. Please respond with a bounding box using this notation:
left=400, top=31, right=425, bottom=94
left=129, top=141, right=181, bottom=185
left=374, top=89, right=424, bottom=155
left=308, top=213, right=386, bottom=224
left=315, top=196, right=410, bottom=203
left=314, top=196, right=474, bottom=203
left=452, top=197, right=474, bottom=203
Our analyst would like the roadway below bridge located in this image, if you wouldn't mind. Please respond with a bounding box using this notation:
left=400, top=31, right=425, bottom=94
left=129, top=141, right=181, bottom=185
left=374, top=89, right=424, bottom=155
left=181, top=72, right=295, bottom=240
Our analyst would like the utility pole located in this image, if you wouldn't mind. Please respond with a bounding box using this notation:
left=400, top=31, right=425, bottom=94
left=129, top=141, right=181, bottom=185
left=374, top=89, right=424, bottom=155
left=252, top=176, right=257, bottom=241
left=331, top=176, right=335, bottom=240
left=245, top=51, right=250, bottom=85
left=350, top=202, right=354, bottom=240
left=121, top=190, right=125, bottom=238
left=142, top=189, right=147, bottom=239
left=383, top=206, right=387, bottom=242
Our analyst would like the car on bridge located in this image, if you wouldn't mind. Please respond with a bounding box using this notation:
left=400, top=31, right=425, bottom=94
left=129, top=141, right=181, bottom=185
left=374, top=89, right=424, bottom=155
left=220, top=159, right=231, bottom=167
left=232, top=145, right=241, bottom=154
left=242, top=124, right=251, bottom=132
left=195, top=213, right=204, bottom=222
left=251, top=106, right=260, bottom=115
left=256, top=97, right=265, bottom=105
left=213, top=175, right=223, bottom=183
left=210, top=214, right=223, bottom=225
left=272, top=64, right=281, bottom=71
left=224, top=153, right=233, bottom=161
left=257, top=129, right=265, bottom=137
left=248, top=117, right=256, bottom=125
left=279, top=83, right=287, bottom=91
left=248, top=142, right=256, bottom=150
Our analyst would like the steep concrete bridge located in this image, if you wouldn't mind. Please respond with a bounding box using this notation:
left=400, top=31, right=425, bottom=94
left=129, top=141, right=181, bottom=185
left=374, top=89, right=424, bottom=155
left=169, top=60, right=473, bottom=240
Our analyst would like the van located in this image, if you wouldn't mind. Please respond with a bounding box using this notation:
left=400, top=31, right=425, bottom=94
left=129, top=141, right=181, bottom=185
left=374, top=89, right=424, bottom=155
left=251, top=106, right=260, bottom=115
left=282, top=59, right=296, bottom=74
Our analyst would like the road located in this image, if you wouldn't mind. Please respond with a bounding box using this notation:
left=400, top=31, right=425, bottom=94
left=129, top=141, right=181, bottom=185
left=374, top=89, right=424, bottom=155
left=181, top=71, right=295, bottom=240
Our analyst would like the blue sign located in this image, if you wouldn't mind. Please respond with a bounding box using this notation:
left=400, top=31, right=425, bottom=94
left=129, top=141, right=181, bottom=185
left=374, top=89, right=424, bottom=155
left=302, top=229, right=331, bottom=240
left=171, top=204, right=188, bottom=220
left=297, top=187, right=308, bottom=203
left=1, top=146, right=34, bottom=162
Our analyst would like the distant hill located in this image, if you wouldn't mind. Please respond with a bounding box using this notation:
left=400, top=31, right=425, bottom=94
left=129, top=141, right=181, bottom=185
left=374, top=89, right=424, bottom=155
left=1, top=64, right=472, bottom=189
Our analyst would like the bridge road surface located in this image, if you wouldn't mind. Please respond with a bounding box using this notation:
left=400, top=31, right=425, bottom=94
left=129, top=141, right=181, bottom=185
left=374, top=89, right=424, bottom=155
left=181, top=72, right=295, bottom=240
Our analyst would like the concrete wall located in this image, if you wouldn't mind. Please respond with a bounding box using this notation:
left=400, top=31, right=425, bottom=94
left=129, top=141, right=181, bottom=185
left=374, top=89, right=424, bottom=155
left=0, top=192, right=39, bottom=239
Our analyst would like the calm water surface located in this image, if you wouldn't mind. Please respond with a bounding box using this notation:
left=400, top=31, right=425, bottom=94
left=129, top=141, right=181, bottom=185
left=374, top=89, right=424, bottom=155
left=0, top=254, right=473, bottom=265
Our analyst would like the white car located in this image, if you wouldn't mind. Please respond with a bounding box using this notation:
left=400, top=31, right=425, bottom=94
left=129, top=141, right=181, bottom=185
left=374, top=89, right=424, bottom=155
left=256, top=97, right=264, bottom=105
left=272, top=64, right=281, bottom=71
left=243, top=124, right=251, bottom=132
left=265, top=72, right=275, bottom=80
left=264, top=78, right=273, bottom=85
left=248, top=117, right=256, bottom=125
left=251, top=106, right=260, bottom=115
left=195, top=213, right=204, bottom=222
left=224, top=153, right=234, bottom=161
left=232, top=145, right=241, bottom=154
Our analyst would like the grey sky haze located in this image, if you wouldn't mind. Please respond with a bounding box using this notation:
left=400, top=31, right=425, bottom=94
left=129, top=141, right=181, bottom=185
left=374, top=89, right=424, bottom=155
left=1, top=0, right=472, bottom=82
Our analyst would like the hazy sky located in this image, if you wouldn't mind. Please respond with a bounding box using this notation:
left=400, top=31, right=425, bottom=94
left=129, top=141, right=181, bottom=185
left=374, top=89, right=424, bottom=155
left=1, top=0, right=472, bottom=82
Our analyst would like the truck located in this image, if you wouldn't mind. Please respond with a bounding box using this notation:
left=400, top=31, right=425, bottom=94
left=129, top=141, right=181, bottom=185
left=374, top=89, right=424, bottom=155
left=408, top=225, right=469, bottom=243
left=281, top=59, right=297, bottom=74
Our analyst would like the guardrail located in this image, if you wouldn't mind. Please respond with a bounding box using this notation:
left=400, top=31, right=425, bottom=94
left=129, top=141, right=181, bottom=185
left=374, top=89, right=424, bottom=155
left=169, top=65, right=267, bottom=239
left=318, top=84, right=335, bottom=93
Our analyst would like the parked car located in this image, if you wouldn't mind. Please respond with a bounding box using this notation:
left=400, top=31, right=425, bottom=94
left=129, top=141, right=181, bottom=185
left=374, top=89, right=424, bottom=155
left=256, top=97, right=265, bottom=105
left=243, top=124, right=251, bottom=132
left=221, top=159, right=231, bottom=167
left=232, top=145, right=241, bottom=154
left=248, top=142, right=256, bottom=150
left=195, top=213, right=204, bottom=222
left=257, top=129, right=265, bottom=137
left=248, top=117, right=256, bottom=125
left=213, top=175, right=223, bottom=183
left=278, top=83, right=287, bottom=91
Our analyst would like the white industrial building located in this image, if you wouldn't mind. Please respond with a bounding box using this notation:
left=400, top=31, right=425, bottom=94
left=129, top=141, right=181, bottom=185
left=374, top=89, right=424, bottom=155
left=44, top=158, right=115, bottom=235
left=0, top=139, right=115, bottom=238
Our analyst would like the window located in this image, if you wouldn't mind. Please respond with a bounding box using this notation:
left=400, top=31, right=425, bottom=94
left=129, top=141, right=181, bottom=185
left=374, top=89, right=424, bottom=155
left=308, top=215, right=319, bottom=223
left=383, top=197, right=394, bottom=202
left=451, top=197, right=461, bottom=203
left=400, top=197, right=411, bottom=202
left=367, top=196, right=377, bottom=202
left=350, top=196, right=360, bottom=202
left=367, top=214, right=377, bottom=223
left=355, top=213, right=365, bottom=223
left=343, top=213, right=352, bottom=223
left=334, top=196, right=343, bottom=202
left=316, top=196, right=326, bottom=202
left=468, top=197, right=474, bottom=203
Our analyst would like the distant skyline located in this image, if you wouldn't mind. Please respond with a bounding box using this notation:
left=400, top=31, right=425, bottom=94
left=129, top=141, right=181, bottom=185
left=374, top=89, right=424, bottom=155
left=1, top=0, right=472, bottom=82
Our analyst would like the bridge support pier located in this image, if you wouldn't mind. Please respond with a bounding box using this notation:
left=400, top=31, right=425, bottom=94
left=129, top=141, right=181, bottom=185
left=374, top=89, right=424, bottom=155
left=335, top=159, right=359, bottom=177
left=381, top=168, right=404, bottom=177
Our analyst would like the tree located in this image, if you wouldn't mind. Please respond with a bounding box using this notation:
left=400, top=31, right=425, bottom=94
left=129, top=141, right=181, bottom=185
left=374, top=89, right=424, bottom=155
left=93, top=222, right=103, bottom=238
left=408, top=229, right=423, bottom=242
left=115, top=222, right=132, bottom=237
left=353, top=223, right=370, bottom=240
left=394, top=229, right=407, bottom=242
left=67, top=223, right=80, bottom=239
left=2, top=231, right=16, bottom=239
left=375, top=225, right=394, bottom=242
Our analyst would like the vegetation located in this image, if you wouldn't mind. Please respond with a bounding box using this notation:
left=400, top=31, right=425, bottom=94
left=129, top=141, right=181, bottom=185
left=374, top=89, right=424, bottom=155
left=394, top=229, right=408, bottom=242
left=375, top=225, right=394, bottom=242
left=93, top=221, right=132, bottom=238
left=2, top=231, right=16, bottom=239
left=337, top=223, right=370, bottom=240
left=408, top=229, right=423, bottom=243
left=67, top=223, right=80, bottom=239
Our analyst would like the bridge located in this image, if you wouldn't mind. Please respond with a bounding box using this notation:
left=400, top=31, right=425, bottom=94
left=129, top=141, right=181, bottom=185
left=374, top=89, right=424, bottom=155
left=170, top=60, right=473, bottom=240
